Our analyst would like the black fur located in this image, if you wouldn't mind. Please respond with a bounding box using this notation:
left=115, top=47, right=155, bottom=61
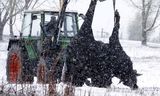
left=65, top=0, right=97, bottom=86
left=107, top=10, right=139, bottom=89
left=64, top=0, right=139, bottom=89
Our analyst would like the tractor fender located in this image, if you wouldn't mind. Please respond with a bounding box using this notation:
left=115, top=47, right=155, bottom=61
left=7, top=39, right=20, bottom=51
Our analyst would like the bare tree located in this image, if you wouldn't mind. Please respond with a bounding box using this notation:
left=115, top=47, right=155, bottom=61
left=0, top=0, right=40, bottom=40
left=9, top=0, right=40, bottom=38
left=128, top=12, right=142, bottom=41
left=129, top=0, right=160, bottom=45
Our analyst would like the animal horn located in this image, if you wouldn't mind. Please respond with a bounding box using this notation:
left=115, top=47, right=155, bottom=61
left=136, top=73, right=142, bottom=76
left=133, top=70, right=142, bottom=76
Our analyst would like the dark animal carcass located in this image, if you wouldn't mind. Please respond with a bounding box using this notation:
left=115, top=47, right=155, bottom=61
left=107, top=10, right=141, bottom=89
left=64, top=0, right=141, bottom=90
left=64, top=0, right=98, bottom=86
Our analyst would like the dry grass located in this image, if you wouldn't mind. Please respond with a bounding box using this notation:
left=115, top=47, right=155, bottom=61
left=1, top=77, right=160, bottom=96
left=63, top=83, right=75, bottom=96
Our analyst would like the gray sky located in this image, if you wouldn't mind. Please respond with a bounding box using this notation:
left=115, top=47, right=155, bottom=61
left=4, top=0, right=137, bottom=39
left=67, top=0, right=137, bottom=39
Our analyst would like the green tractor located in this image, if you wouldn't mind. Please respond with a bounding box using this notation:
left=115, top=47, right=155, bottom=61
left=6, top=5, right=80, bottom=83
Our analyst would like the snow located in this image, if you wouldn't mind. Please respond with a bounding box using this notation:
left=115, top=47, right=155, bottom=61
left=0, top=40, right=8, bottom=81
left=1, top=39, right=160, bottom=96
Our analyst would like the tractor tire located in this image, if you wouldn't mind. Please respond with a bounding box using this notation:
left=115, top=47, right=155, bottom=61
left=37, top=57, right=61, bottom=84
left=7, top=44, right=34, bottom=83
left=7, top=44, right=22, bottom=83
left=37, top=57, right=47, bottom=83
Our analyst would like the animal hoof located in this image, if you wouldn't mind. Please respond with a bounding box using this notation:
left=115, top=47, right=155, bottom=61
left=132, top=84, right=138, bottom=90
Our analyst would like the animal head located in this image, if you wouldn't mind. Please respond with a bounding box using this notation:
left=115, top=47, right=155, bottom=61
left=120, top=70, right=141, bottom=90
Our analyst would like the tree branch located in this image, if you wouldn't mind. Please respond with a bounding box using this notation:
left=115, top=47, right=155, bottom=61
left=2, top=0, right=36, bottom=24
left=33, top=0, right=47, bottom=9
left=145, top=0, right=152, bottom=7
left=1, top=0, right=9, bottom=13
left=144, top=0, right=152, bottom=25
left=2, top=5, right=10, bottom=24
left=5, top=7, right=26, bottom=23
left=24, top=0, right=31, bottom=9
left=145, top=5, right=160, bottom=32
left=150, top=23, right=160, bottom=31
left=130, top=0, right=142, bottom=10
left=31, top=0, right=39, bottom=9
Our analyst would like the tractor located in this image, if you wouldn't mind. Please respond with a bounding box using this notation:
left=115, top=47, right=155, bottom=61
left=6, top=0, right=80, bottom=83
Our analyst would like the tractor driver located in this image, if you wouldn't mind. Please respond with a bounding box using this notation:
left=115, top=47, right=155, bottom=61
left=42, top=16, right=58, bottom=55
left=44, top=16, right=57, bottom=37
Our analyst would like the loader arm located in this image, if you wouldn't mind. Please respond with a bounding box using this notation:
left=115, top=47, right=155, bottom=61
left=54, top=0, right=70, bottom=44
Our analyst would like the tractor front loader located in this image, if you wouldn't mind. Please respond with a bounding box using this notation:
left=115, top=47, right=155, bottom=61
left=6, top=0, right=79, bottom=83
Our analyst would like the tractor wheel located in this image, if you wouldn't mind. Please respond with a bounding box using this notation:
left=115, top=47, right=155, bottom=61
left=7, top=44, right=34, bottom=83
left=37, top=57, right=47, bottom=83
left=7, top=44, right=22, bottom=83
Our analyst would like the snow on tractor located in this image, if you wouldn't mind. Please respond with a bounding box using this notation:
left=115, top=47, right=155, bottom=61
left=6, top=0, right=79, bottom=83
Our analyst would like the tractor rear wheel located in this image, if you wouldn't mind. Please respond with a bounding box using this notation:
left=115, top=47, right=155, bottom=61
left=7, top=44, right=34, bottom=83
left=7, top=44, right=22, bottom=83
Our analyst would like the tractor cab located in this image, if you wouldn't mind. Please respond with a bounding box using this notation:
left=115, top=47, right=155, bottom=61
left=21, top=10, right=79, bottom=39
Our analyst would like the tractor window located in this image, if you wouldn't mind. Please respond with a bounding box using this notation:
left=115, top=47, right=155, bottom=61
left=66, top=16, right=73, bottom=31
left=45, top=13, right=58, bottom=23
left=31, top=14, right=41, bottom=36
left=64, top=14, right=77, bottom=37
left=44, top=12, right=78, bottom=37
left=21, top=13, right=31, bottom=36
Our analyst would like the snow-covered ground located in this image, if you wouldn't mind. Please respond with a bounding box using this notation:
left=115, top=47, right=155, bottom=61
left=1, top=38, right=160, bottom=96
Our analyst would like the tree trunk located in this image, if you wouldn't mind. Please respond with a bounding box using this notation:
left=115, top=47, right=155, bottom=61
left=142, top=30, right=147, bottom=45
left=0, top=24, right=4, bottom=41
left=141, top=0, right=147, bottom=45
left=142, top=13, right=147, bottom=45
left=10, top=17, right=14, bottom=38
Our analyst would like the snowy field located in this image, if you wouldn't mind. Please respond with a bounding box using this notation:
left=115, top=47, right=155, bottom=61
left=1, top=38, right=160, bottom=96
